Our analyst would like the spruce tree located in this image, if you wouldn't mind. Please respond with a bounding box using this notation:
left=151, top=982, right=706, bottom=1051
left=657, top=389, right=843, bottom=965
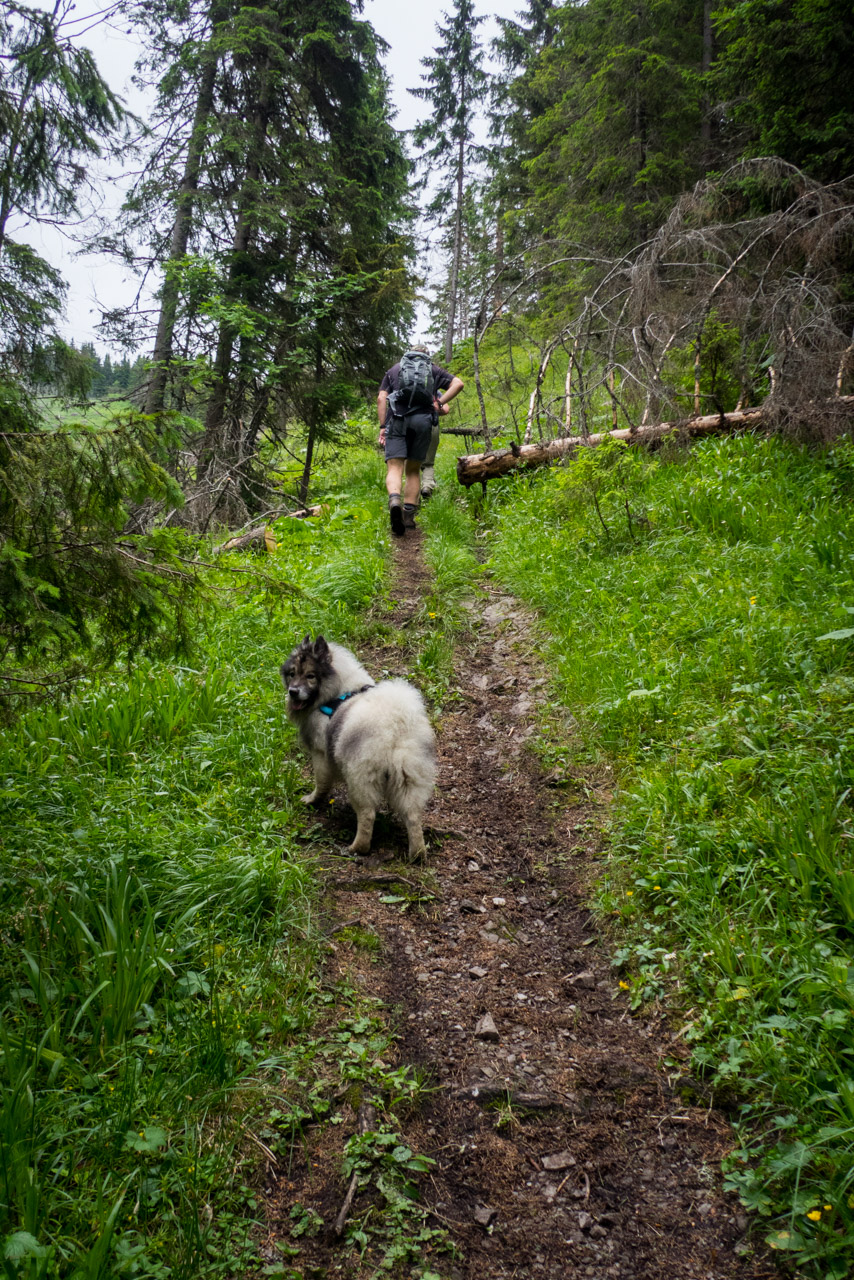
left=0, top=1, right=123, bottom=359
left=508, top=0, right=710, bottom=255
left=713, top=0, right=854, bottom=181
left=111, top=0, right=412, bottom=517
left=411, top=0, right=488, bottom=363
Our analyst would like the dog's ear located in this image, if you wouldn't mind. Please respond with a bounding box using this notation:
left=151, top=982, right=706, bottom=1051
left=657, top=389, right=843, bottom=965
left=313, top=636, right=329, bottom=658
left=302, top=633, right=311, bottom=647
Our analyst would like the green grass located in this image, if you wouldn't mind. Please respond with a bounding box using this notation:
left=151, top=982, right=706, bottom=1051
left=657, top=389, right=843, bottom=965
left=0, top=455, right=446, bottom=1278
left=428, top=429, right=854, bottom=1274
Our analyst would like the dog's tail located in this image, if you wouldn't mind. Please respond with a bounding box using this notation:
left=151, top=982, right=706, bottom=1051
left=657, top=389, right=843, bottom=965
left=349, top=680, right=436, bottom=819
left=384, top=740, right=436, bottom=820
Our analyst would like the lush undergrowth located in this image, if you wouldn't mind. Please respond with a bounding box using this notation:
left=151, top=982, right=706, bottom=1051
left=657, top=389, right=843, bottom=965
left=0, top=447, right=447, bottom=1277
left=427, top=429, right=854, bottom=1275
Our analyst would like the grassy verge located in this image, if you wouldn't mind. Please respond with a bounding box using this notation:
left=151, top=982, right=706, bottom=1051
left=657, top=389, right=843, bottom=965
left=0, top=447, right=447, bottom=1277
left=428, top=429, right=854, bottom=1275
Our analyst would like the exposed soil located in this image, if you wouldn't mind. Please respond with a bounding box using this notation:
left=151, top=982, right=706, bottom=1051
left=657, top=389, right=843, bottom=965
left=264, top=523, right=779, bottom=1279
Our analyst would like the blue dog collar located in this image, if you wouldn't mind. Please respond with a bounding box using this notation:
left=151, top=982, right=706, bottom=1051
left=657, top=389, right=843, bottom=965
left=319, top=685, right=373, bottom=717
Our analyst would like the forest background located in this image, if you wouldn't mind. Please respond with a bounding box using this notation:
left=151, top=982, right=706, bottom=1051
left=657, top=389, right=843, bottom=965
left=1, top=0, right=854, bottom=1275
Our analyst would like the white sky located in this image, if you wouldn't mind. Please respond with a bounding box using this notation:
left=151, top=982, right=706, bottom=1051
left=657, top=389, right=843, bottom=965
left=19, top=0, right=522, bottom=352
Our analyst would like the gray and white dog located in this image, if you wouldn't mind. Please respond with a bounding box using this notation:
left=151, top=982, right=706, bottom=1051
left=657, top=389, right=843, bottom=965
left=281, top=635, right=436, bottom=860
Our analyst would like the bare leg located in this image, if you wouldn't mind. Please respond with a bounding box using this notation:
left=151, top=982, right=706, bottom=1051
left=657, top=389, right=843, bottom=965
left=385, top=457, right=404, bottom=497
left=349, top=805, right=376, bottom=855
left=403, top=459, right=421, bottom=505
left=303, top=752, right=334, bottom=805
left=421, top=422, right=439, bottom=498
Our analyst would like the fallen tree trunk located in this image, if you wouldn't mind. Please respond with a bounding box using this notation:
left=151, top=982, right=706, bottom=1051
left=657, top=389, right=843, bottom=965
left=456, top=398, right=854, bottom=486
left=213, top=506, right=325, bottom=554
left=214, top=525, right=276, bottom=554
left=456, top=407, right=766, bottom=486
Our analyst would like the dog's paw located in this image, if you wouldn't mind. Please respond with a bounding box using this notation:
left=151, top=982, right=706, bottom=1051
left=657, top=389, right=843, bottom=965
left=405, top=844, right=427, bottom=864
left=348, top=838, right=372, bottom=856
left=302, top=790, right=324, bottom=805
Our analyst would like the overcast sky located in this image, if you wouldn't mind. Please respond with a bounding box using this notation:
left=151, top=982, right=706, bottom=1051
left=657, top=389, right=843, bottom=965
left=21, top=0, right=521, bottom=352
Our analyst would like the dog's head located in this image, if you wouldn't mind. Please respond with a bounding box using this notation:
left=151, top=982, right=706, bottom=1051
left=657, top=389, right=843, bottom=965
left=280, top=635, right=334, bottom=715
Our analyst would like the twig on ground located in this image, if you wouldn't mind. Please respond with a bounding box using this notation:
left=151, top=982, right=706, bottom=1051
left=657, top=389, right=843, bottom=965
left=325, top=917, right=362, bottom=936
left=333, top=1101, right=376, bottom=1238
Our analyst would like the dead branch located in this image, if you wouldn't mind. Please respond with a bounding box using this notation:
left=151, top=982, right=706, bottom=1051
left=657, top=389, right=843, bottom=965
left=333, top=1101, right=377, bottom=1239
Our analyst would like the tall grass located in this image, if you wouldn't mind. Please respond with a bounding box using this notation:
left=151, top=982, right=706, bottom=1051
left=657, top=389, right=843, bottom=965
left=430, top=431, right=854, bottom=1273
left=0, top=472, right=394, bottom=1276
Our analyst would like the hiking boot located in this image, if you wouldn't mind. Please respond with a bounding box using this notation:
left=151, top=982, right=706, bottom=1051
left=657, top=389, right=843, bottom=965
left=389, top=504, right=405, bottom=537
left=403, top=508, right=417, bottom=530
left=420, top=487, right=435, bottom=502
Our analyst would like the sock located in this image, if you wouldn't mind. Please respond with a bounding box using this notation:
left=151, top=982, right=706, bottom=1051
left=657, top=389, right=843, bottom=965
left=388, top=492, right=401, bottom=507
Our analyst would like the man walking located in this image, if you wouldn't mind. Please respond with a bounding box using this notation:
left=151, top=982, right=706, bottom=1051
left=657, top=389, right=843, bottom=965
left=377, top=346, right=464, bottom=536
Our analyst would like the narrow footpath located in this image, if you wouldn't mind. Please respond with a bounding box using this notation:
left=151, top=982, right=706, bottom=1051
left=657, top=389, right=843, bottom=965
left=268, top=525, right=779, bottom=1280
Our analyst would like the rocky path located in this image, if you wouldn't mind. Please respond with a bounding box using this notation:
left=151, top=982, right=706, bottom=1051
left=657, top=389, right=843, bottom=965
left=267, top=526, right=778, bottom=1279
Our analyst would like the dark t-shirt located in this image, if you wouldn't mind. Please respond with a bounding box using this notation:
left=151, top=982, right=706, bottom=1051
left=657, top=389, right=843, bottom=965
left=379, top=362, right=454, bottom=396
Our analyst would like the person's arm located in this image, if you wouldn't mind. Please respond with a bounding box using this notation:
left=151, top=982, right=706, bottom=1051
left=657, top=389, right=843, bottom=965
left=377, top=388, right=389, bottom=444
left=436, top=375, right=464, bottom=415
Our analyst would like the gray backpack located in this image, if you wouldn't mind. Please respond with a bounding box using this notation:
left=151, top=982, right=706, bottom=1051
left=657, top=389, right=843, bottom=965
left=392, top=350, right=435, bottom=415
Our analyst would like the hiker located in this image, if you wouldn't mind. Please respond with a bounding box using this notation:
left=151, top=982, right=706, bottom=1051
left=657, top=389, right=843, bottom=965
left=377, top=347, right=464, bottom=536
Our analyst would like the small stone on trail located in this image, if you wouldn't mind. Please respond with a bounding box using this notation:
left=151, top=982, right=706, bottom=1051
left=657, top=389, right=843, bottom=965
left=469, top=965, right=488, bottom=979
left=467, top=861, right=480, bottom=872
left=578, top=1212, right=594, bottom=1232
left=474, top=1012, right=500, bottom=1042
left=473, top=1203, right=497, bottom=1228
left=541, top=1151, right=576, bottom=1171
left=492, top=896, right=506, bottom=907
left=416, top=972, right=429, bottom=983
left=460, top=898, right=485, bottom=914
left=565, top=970, right=596, bottom=989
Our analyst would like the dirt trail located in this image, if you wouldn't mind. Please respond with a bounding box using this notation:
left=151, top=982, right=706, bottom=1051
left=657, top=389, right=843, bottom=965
left=268, top=526, right=778, bottom=1279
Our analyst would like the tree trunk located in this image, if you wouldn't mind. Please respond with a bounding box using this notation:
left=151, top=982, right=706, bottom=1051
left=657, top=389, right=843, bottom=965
left=298, top=418, right=317, bottom=508
left=494, top=210, right=504, bottom=316
left=700, top=0, right=714, bottom=162
left=196, top=65, right=271, bottom=486
left=456, top=406, right=772, bottom=486
left=444, top=127, right=466, bottom=365
left=144, top=27, right=219, bottom=417
left=214, top=525, right=276, bottom=553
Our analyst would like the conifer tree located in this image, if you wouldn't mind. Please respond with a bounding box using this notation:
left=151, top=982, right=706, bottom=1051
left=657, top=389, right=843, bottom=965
left=713, top=0, right=854, bottom=181
left=110, top=0, right=412, bottom=517
left=139, top=0, right=229, bottom=416
left=490, top=0, right=555, bottom=229
left=0, top=1, right=123, bottom=362
left=411, top=0, right=488, bottom=363
left=520, top=0, right=709, bottom=254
